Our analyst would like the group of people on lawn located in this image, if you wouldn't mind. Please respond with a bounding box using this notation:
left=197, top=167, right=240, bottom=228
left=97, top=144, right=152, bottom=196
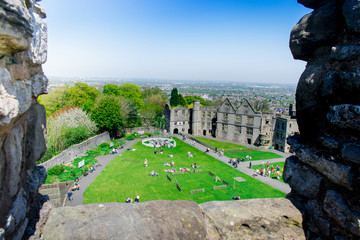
left=126, top=195, right=140, bottom=203
left=252, top=162, right=283, bottom=179
left=144, top=147, right=200, bottom=176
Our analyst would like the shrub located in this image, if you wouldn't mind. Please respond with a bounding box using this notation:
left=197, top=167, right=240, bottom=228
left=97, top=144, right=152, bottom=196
left=47, top=164, right=65, bottom=175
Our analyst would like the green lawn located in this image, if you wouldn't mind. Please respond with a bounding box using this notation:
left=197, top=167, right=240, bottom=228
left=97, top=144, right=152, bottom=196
left=193, top=137, right=283, bottom=161
left=251, top=162, right=285, bottom=183
left=194, top=137, right=247, bottom=149
left=224, top=150, right=283, bottom=161
left=84, top=137, right=285, bottom=204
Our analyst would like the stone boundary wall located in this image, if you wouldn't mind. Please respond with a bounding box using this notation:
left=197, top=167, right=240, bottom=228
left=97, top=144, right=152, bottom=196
left=39, top=132, right=110, bottom=170
left=125, top=127, right=161, bottom=134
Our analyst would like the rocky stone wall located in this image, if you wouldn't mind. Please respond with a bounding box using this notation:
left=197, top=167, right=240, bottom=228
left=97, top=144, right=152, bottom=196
left=31, top=198, right=305, bottom=240
left=0, top=0, right=48, bottom=239
left=39, top=132, right=110, bottom=170
left=284, top=0, right=360, bottom=239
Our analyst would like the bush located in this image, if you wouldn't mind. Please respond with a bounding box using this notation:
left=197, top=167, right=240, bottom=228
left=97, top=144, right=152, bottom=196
left=47, top=165, right=65, bottom=175
left=63, top=126, right=91, bottom=148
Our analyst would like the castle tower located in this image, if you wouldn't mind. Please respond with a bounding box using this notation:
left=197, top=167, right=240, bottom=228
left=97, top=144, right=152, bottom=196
left=192, top=100, right=201, bottom=135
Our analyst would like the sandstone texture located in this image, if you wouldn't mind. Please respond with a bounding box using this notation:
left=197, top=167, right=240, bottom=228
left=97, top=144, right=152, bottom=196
left=32, top=198, right=304, bottom=240
left=285, top=0, right=360, bottom=239
left=0, top=0, right=48, bottom=239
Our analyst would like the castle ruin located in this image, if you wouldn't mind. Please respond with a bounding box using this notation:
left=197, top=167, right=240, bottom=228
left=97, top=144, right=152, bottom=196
left=165, top=99, right=298, bottom=152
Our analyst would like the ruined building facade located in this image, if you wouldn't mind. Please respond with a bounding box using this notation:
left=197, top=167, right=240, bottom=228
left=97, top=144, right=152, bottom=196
left=284, top=0, right=360, bottom=239
left=165, top=99, right=298, bottom=152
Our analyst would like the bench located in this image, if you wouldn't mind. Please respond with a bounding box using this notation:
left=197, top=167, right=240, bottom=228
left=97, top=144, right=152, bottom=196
left=172, top=171, right=184, bottom=175
left=167, top=175, right=172, bottom=182
left=221, top=180, right=231, bottom=186
left=191, top=169, right=203, bottom=173
left=190, top=188, right=205, bottom=194
left=176, top=184, right=182, bottom=192
left=213, top=185, right=227, bottom=190
left=208, top=171, right=215, bottom=177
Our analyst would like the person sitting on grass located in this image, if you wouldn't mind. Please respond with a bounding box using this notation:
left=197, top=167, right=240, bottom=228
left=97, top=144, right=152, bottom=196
left=191, top=163, right=199, bottom=168
left=135, top=195, right=140, bottom=203
left=171, top=160, right=175, bottom=166
left=167, top=154, right=173, bottom=158
left=126, top=198, right=133, bottom=203
left=144, top=158, right=148, bottom=167
left=149, top=170, right=158, bottom=176
left=232, top=195, right=240, bottom=200
left=164, top=162, right=171, bottom=166
left=180, top=167, right=190, bottom=172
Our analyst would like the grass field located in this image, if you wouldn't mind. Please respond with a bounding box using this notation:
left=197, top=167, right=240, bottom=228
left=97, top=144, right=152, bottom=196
left=251, top=162, right=285, bottom=183
left=84, top=137, right=285, bottom=204
left=193, top=137, right=283, bottom=161
left=194, top=137, right=247, bottom=149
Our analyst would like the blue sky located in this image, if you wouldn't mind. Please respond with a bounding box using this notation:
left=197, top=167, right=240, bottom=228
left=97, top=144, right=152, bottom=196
left=41, top=0, right=310, bottom=84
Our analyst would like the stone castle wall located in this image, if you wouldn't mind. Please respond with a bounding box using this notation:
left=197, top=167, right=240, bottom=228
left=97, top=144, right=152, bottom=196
left=0, top=0, right=48, bottom=239
left=39, top=132, right=110, bottom=170
left=284, top=0, right=360, bottom=239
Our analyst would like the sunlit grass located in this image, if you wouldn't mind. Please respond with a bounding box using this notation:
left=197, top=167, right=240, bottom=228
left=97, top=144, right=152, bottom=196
left=84, top=137, right=285, bottom=204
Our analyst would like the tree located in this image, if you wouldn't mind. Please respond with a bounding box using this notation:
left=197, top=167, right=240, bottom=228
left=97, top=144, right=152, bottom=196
left=178, top=94, right=187, bottom=106
left=169, top=88, right=179, bottom=107
left=90, top=95, right=124, bottom=136
left=142, top=87, right=168, bottom=108
left=103, top=83, right=143, bottom=108
left=139, top=104, right=163, bottom=127
left=253, top=99, right=271, bottom=113
left=38, top=83, right=100, bottom=117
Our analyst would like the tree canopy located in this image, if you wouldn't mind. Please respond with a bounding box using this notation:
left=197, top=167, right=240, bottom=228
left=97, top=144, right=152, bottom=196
left=90, top=95, right=124, bottom=136
left=38, top=82, right=100, bottom=117
left=103, top=83, right=143, bottom=108
left=169, top=88, right=179, bottom=107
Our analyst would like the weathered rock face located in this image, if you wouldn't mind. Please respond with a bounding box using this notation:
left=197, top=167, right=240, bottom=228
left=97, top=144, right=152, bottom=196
left=31, top=198, right=304, bottom=240
left=0, top=0, right=48, bottom=239
left=285, top=0, right=360, bottom=239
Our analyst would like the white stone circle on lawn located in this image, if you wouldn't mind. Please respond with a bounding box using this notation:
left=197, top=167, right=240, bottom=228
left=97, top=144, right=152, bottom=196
left=142, top=138, right=176, bottom=148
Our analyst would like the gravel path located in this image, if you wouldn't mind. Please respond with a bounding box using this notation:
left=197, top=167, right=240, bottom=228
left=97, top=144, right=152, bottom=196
left=66, top=138, right=142, bottom=206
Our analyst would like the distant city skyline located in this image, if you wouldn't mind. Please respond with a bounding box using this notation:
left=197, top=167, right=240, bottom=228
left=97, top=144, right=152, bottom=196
left=41, top=0, right=310, bottom=84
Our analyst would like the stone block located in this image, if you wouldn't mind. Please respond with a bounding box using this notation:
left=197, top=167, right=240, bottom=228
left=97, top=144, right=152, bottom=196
left=327, top=104, right=360, bottom=131
left=342, top=143, right=360, bottom=164
left=323, top=190, right=360, bottom=236
left=8, top=188, right=27, bottom=225
left=0, top=0, right=32, bottom=55
left=41, top=201, right=208, bottom=240
left=284, top=156, right=323, bottom=198
left=24, top=103, right=46, bottom=169
left=343, top=0, right=360, bottom=33
left=12, top=218, right=28, bottom=240
left=24, top=166, right=47, bottom=194
left=199, top=198, right=304, bottom=239
left=0, top=68, right=19, bottom=126
left=297, top=0, right=332, bottom=9
left=0, top=136, right=5, bottom=198
left=30, top=73, right=48, bottom=97
left=290, top=2, right=342, bottom=60
left=289, top=138, right=354, bottom=190
left=28, top=8, right=47, bottom=64
left=4, top=124, right=24, bottom=197
left=317, top=136, right=339, bottom=149
left=331, top=45, right=360, bottom=60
